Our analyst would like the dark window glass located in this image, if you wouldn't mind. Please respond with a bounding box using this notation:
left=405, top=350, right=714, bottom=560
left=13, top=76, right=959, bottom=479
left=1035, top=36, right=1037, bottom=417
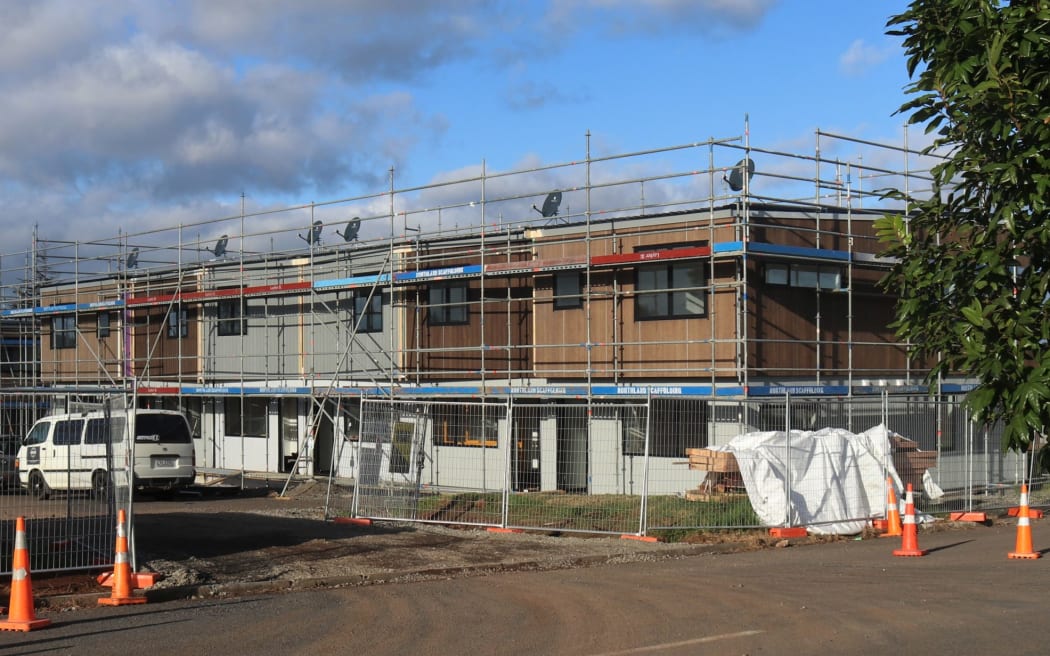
left=218, top=299, right=246, bottom=336
left=428, top=284, right=469, bottom=325
left=98, top=312, right=112, bottom=338
left=52, top=315, right=77, bottom=349
left=554, top=272, right=582, bottom=310
left=225, top=397, right=268, bottom=437
left=354, top=292, right=383, bottom=333
left=168, top=305, right=189, bottom=338
left=636, top=261, right=705, bottom=320
left=53, top=419, right=84, bottom=446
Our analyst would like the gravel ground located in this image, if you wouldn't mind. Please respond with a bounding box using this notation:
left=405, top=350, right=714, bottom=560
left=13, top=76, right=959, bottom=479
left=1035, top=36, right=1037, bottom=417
left=25, top=476, right=1011, bottom=611
left=27, top=479, right=770, bottom=609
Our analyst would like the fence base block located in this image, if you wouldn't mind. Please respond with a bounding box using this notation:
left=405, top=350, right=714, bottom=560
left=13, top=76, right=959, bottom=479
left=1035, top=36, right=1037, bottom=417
left=948, top=512, right=988, bottom=523
left=97, top=572, right=162, bottom=589
left=1007, top=507, right=1043, bottom=519
left=769, top=527, right=807, bottom=539
left=487, top=527, right=524, bottom=534
left=620, top=534, right=661, bottom=543
left=333, top=517, right=373, bottom=527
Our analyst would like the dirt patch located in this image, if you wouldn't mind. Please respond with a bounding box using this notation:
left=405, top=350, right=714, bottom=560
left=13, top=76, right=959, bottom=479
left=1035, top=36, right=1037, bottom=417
left=24, top=479, right=997, bottom=610
left=21, top=481, right=765, bottom=608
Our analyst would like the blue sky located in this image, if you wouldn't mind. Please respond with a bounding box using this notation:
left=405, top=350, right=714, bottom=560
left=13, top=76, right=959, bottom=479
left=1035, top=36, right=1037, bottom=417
left=0, top=1, right=917, bottom=263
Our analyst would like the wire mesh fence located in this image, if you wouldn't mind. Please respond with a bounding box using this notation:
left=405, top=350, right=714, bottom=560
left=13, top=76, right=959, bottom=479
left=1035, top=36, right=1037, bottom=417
left=326, top=393, right=1039, bottom=537
left=0, top=394, right=132, bottom=576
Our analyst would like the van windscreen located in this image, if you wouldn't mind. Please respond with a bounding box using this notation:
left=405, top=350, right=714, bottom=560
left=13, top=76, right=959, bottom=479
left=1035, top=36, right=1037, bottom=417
left=135, top=414, right=192, bottom=444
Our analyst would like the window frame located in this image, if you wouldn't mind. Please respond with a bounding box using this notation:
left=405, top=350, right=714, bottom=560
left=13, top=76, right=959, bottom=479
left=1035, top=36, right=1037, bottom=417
left=225, top=397, right=268, bottom=437
left=52, top=315, right=77, bottom=349
left=624, top=398, right=708, bottom=457
left=428, top=283, right=469, bottom=326
left=431, top=405, right=500, bottom=448
left=97, top=312, right=112, bottom=338
left=766, top=262, right=844, bottom=291
left=635, top=260, right=706, bottom=320
left=217, top=298, right=246, bottom=336
left=353, top=292, right=383, bottom=333
left=167, top=304, right=189, bottom=339
left=553, top=272, right=583, bottom=310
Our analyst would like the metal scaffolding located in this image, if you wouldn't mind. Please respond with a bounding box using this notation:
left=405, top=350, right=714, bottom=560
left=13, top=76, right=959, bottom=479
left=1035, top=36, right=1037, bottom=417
left=0, top=120, right=944, bottom=474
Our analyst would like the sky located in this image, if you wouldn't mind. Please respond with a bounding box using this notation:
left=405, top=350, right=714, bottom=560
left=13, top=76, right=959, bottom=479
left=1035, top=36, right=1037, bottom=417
left=0, top=0, right=919, bottom=275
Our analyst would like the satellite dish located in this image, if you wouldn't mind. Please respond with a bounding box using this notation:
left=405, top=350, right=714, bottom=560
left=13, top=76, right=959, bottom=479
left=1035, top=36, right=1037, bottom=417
left=211, top=235, right=229, bottom=258
left=532, top=191, right=563, bottom=218
left=299, top=220, right=323, bottom=245
left=125, top=248, right=139, bottom=269
left=336, top=217, right=361, bottom=242
left=725, top=158, right=756, bottom=192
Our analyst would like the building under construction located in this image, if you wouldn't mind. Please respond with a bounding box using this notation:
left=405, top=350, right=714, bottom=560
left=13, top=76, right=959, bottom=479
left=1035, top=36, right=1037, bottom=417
left=2, top=125, right=984, bottom=498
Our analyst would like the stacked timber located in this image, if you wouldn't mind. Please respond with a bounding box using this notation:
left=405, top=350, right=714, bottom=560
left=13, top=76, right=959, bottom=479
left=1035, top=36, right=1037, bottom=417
left=890, top=434, right=938, bottom=490
left=684, top=448, right=745, bottom=501
left=686, top=448, right=739, bottom=473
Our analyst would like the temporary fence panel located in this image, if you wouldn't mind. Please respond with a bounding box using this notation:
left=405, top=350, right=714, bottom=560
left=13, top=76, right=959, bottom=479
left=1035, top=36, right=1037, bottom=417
left=329, top=394, right=1046, bottom=536
left=350, top=399, right=509, bottom=527
left=502, top=401, right=650, bottom=535
left=0, top=393, right=131, bottom=576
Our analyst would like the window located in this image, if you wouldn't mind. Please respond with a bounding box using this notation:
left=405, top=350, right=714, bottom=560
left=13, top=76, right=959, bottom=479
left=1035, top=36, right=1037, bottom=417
left=225, top=397, right=268, bottom=437
left=217, top=298, right=246, bottom=336
left=636, top=261, right=705, bottom=320
left=766, top=263, right=843, bottom=290
left=84, top=417, right=125, bottom=444
left=765, top=263, right=789, bottom=285
left=97, top=312, right=112, bottom=338
left=167, top=305, right=188, bottom=338
left=53, top=420, right=84, bottom=446
left=625, top=398, right=708, bottom=457
left=52, top=315, right=77, bottom=349
left=553, top=272, right=582, bottom=310
left=353, top=292, right=383, bottom=333
left=24, top=422, right=50, bottom=446
left=432, top=404, right=500, bottom=447
left=428, top=283, right=469, bottom=325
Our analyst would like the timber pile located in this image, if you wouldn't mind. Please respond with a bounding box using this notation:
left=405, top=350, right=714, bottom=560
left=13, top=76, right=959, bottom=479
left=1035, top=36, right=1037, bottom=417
left=890, top=434, right=938, bottom=490
left=684, top=448, right=745, bottom=501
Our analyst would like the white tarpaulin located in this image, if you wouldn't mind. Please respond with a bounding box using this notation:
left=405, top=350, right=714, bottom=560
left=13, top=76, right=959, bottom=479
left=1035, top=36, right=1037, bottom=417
left=725, top=424, right=904, bottom=535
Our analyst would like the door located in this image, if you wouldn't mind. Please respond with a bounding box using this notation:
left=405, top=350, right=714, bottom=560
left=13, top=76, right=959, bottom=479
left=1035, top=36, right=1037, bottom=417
left=512, top=406, right=541, bottom=492
left=313, top=400, right=336, bottom=475
left=278, top=398, right=299, bottom=473
left=47, top=418, right=86, bottom=490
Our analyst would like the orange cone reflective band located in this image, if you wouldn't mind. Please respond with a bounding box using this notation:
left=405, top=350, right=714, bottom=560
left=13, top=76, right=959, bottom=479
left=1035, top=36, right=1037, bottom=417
left=1008, top=484, right=1040, bottom=560
left=893, top=484, right=928, bottom=557
left=0, top=517, right=51, bottom=632
left=99, top=509, right=147, bottom=606
left=880, top=477, right=903, bottom=538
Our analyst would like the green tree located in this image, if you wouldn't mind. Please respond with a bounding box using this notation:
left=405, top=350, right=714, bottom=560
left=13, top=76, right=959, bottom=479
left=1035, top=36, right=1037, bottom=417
left=877, top=1, right=1050, bottom=453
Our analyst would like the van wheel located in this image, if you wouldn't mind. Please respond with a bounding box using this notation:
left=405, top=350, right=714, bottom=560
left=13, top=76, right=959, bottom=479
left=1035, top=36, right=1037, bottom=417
left=92, top=471, right=110, bottom=501
left=29, top=471, right=50, bottom=500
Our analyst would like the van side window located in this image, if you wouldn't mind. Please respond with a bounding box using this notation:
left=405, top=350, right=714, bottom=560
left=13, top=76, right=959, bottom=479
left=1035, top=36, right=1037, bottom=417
left=54, top=420, right=84, bottom=446
left=24, top=423, right=50, bottom=446
left=110, top=417, right=127, bottom=443
left=84, top=418, right=112, bottom=445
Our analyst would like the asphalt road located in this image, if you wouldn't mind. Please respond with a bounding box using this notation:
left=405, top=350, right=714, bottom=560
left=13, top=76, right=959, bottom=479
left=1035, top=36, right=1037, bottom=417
left=0, top=521, right=1045, bottom=656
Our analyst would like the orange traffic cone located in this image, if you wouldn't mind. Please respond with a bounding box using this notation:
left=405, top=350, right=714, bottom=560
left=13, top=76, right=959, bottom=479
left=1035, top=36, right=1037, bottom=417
left=1008, top=484, right=1040, bottom=560
left=0, top=517, right=51, bottom=632
left=893, top=483, right=928, bottom=557
left=98, top=509, right=147, bottom=606
left=880, top=477, right=903, bottom=538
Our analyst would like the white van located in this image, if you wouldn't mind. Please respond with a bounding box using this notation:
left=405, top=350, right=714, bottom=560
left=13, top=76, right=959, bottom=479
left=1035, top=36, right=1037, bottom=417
left=16, top=409, right=196, bottom=499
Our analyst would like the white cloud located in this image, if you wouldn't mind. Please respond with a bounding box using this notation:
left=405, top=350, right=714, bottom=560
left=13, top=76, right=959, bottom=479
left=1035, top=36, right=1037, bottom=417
left=547, top=0, right=777, bottom=35
left=839, top=39, right=893, bottom=77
